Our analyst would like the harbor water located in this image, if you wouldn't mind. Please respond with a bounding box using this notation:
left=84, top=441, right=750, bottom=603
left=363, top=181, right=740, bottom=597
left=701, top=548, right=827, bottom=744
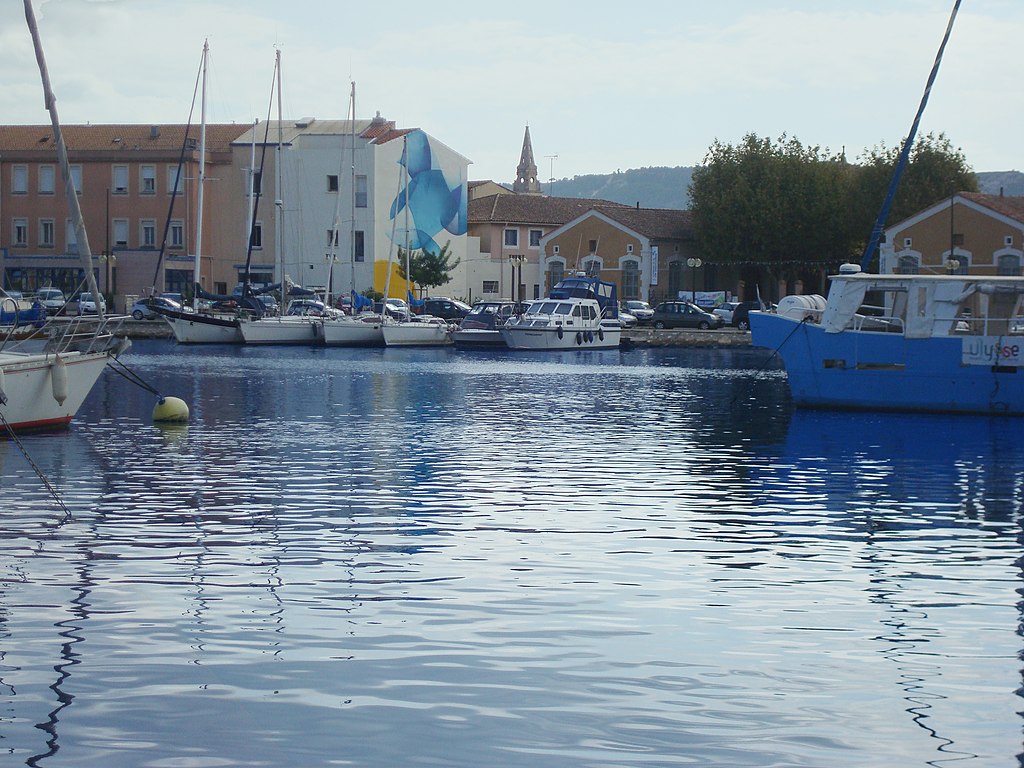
left=1, top=341, right=1022, bottom=767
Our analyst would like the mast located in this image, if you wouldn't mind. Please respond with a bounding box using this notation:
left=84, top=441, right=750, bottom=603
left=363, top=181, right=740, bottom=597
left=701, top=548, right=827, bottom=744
left=403, top=134, right=410, bottom=311
left=273, top=49, right=284, bottom=309
left=349, top=81, right=357, bottom=298
left=247, top=119, right=256, bottom=276
left=23, top=0, right=103, bottom=318
left=192, top=39, right=208, bottom=310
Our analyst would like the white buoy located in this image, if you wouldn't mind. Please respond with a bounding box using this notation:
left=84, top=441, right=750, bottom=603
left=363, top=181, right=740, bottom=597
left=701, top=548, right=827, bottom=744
left=153, top=396, right=189, bottom=423
left=51, top=355, right=68, bottom=405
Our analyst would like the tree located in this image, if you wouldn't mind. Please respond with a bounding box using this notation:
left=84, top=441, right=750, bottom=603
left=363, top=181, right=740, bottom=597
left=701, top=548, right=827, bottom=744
left=396, top=240, right=461, bottom=292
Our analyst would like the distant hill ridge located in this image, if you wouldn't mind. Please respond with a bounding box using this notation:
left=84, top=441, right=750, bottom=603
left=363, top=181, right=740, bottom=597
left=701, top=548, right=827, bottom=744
left=538, top=167, right=1024, bottom=210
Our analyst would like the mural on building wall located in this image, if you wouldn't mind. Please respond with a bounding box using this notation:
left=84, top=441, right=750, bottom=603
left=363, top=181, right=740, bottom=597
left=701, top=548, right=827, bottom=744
left=389, top=130, right=467, bottom=255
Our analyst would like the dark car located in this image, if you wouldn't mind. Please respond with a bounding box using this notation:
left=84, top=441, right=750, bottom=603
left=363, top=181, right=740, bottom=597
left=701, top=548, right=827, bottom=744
left=651, top=301, right=723, bottom=330
left=730, top=300, right=765, bottom=331
left=421, top=297, right=472, bottom=320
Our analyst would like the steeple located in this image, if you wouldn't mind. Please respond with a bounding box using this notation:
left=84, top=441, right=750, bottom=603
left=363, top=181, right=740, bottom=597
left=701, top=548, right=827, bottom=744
left=513, top=125, right=541, bottom=194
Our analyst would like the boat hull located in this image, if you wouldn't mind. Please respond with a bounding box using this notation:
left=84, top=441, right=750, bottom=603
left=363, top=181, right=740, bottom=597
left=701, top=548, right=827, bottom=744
left=0, top=350, right=110, bottom=432
left=382, top=322, right=453, bottom=347
left=321, top=317, right=384, bottom=347
left=159, top=309, right=242, bottom=344
left=501, top=322, right=620, bottom=351
left=240, top=317, right=320, bottom=345
left=451, top=328, right=506, bottom=348
left=750, top=311, right=1024, bottom=414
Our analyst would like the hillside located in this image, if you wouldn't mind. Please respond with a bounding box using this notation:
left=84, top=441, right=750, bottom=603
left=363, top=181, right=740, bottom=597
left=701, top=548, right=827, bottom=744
left=541, top=167, right=1023, bottom=210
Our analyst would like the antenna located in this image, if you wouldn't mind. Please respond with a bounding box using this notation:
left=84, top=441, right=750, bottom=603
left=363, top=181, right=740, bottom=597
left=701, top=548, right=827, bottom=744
left=545, top=154, right=558, bottom=195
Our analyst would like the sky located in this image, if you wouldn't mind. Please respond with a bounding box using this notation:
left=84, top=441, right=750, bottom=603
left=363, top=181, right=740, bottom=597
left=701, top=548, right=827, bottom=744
left=4, top=0, right=1022, bottom=183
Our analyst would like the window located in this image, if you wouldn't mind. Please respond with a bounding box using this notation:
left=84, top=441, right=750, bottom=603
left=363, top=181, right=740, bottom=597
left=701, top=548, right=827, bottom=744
left=588, top=239, right=598, bottom=254
left=112, top=165, right=129, bottom=194
left=622, top=259, right=639, bottom=299
left=583, top=258, right=600, bottom=277
left=529, top=229, right=542, bottom=248
left=482, top=280, right=499, bottom=294
left=113, top=218, right=129, bottom=248
left=504, top=229, right=519, bottom=247
left=38, top=165, right=55, bottom=195
left=170, top=220, right=184, bottom=248
left=70, top=165, right=82, bottom=194
left=668, top=261, right=684, bottom=297
left=141, top=165, right=156, bottom=195
left=251, top=170, right=263, bottom=196
left=354, top=231, right=365, bottom=262
left=896, top=254, right=919, bottom=274
left=327, top=174, right=339, bottom=192
left=141, top=219, right=157, bottom=248
left=66, top=219, right=78, bottom=254
left=355, top=175, right=367, bottom=207
left=13, top=218, right=28, bottom=246
left=548, top=260, right=565, bottom=288
left=327, top=229, right=338, bottom=247
left=997, top=254, right=1021, bottom=276
left=39, top=219, right=55, bottom=248
left=168, top=163, right=187, bottom=194
left=12, top=165, right=28, bottom=194
left=250, top=222, right=263, bottom=249
left=553, top=244, right=560, bottom=254
left=626, top=244, right=634, bottom=254
left=948, top=254, right=969, bottom=274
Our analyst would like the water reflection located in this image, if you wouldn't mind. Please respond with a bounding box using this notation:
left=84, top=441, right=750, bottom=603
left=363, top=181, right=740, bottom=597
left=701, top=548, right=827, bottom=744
left=0, top=343, right=1021, bottom=767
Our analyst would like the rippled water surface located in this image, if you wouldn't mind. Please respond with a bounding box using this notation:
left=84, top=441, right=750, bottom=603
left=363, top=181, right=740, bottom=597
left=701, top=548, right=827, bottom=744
left=1, top=341, right=1022, bottom=767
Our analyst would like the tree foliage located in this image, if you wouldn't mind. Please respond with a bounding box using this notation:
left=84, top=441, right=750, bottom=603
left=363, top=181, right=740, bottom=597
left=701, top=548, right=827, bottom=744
left=690, top=131, right=977, bottom=277
left=396, top=240, right=461, bottom=290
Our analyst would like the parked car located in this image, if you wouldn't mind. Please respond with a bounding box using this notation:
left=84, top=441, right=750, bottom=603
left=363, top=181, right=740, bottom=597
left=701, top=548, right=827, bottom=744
left=36, top=287, right=67, bottom=315
left=382, top=297, right=410, bottom=320
left=651, top=301, right=723, bottom=330
left=618, top=310, right=638, bottom=329
left=621, top=300, right=654, bottom=324
left=730, top=300, right=765, bottom=331
left=420, top=297, right=472, bottom=320
left=131, top=296, right=182, bottom=320
left=75, top=291, right=106, bottom=315
left=713, top=301, right=739, bottom=325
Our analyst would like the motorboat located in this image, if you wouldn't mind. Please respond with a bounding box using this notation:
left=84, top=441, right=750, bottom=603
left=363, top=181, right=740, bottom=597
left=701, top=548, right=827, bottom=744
left=500, top=275, right=621, bottom=351
left=749, top=266, right=1024, bottom=414
left=452, top=300, right=520, bottom=348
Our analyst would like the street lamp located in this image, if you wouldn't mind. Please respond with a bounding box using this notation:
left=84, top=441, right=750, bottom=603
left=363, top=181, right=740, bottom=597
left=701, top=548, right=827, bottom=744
left=508, top=254, right=525, bottom=304
left=687, top=257, right=702, bottom=302
left=100, top=250, right=116, bottom=311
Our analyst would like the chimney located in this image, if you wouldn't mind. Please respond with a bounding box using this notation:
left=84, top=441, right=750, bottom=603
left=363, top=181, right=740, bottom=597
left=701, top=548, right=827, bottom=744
left=150, top=126, right=160, bottom=139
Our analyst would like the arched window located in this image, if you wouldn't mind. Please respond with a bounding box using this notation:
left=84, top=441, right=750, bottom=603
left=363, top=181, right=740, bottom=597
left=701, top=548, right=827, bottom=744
left=997, top=253, right=1021, bottom=276
left=947, top=253, right=970, bottom=274
left=583, top=258, right=601, bottom=277
left=896, top=254, right=919, bottom=274
left=547, top=260, right=565, bottom=291
left=668, top=261, right=684, bottom=298
left=622, top=259, right=640, bottom=299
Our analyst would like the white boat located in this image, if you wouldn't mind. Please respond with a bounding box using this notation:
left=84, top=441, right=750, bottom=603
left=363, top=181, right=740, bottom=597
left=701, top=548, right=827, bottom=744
left=320, top=314, right=385, bottom=347
left=452, top=300, right=520, bottom=348
left=239, top=314, right=320, bottom=346
left=382, top=316, right=454, bottom=347
left=501, top=275, right=621, bottom=351
left=3, top=1, right=130, bottom=432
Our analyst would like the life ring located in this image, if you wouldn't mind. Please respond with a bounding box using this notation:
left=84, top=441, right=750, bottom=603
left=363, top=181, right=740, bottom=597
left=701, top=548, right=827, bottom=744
left=598, top=328, right=604, bottom=342
left=575, top=332, right=582, bottom=345
left=557, top=326, right=563, bottom=340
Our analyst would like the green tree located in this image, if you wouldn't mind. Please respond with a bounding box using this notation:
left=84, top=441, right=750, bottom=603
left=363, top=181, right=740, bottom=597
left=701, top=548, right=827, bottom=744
left=396, top=240, right=461, bottom=292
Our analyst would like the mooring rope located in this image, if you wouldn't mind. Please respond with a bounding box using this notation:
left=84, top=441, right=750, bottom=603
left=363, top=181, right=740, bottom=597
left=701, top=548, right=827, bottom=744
left=0, top=408, right=71, bottom=518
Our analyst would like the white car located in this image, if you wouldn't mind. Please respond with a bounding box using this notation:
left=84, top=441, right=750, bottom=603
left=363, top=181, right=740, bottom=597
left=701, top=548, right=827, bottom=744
left=36, top=287, right=67, bottom=315
left=622, top=300, right=654, bottom=324
left=76, top=291, right=107, bottom=315
left=713, top=301, right=739, bottom=325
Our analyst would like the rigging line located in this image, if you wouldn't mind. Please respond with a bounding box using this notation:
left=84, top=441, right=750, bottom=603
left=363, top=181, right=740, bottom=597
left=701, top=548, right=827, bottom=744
left=104, top=357, right=161, bottom=397
left=0, top=410, right=71, bottom=518
left=729, top=316, right=809, bottom=407
left=241, top=58, right=278, bottom=299
left=151, top=49, right=203, bottom=290
left=859, top=0, right=961, bottom=271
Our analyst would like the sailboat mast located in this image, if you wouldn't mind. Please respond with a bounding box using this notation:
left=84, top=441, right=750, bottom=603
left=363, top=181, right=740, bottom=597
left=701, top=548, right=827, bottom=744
left=349, top=81, right=357, bottom=298
left=274, top=49, right=284, bottom=307
left=403, top=134, right=410, bottom=306
left=192, top=40, right=208, bottom=310
left=23, top=0, right=103, bottom=318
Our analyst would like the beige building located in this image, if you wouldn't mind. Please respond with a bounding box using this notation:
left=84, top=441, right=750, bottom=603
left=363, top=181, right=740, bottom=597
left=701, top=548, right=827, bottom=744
left=882, top=192, right=1024, bottom=276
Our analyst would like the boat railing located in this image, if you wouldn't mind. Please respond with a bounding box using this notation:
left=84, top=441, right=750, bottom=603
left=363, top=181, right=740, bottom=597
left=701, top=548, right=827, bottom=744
left=851, top=305, right=905, bottom=333
left=44, top=314, right=130, bottom=355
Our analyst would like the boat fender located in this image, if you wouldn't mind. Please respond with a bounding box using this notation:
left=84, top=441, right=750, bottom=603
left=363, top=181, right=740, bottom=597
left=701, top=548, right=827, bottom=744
left=586, top=331, right=593, bottom=343
left=0, top=367, right=6, bottom=405
left=153, top=396, right=190, bottom=424
left=557, top=326, right=563, bottom=340
left=51, top=355, right=68, bottom=405
left=598, top=329, right=604, bottom=342
left=576, top=332, right=582, bottom=345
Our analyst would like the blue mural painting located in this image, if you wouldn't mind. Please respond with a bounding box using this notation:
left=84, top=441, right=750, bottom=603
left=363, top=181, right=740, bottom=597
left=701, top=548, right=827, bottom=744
left=388, top=130, right=467, bottom=256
